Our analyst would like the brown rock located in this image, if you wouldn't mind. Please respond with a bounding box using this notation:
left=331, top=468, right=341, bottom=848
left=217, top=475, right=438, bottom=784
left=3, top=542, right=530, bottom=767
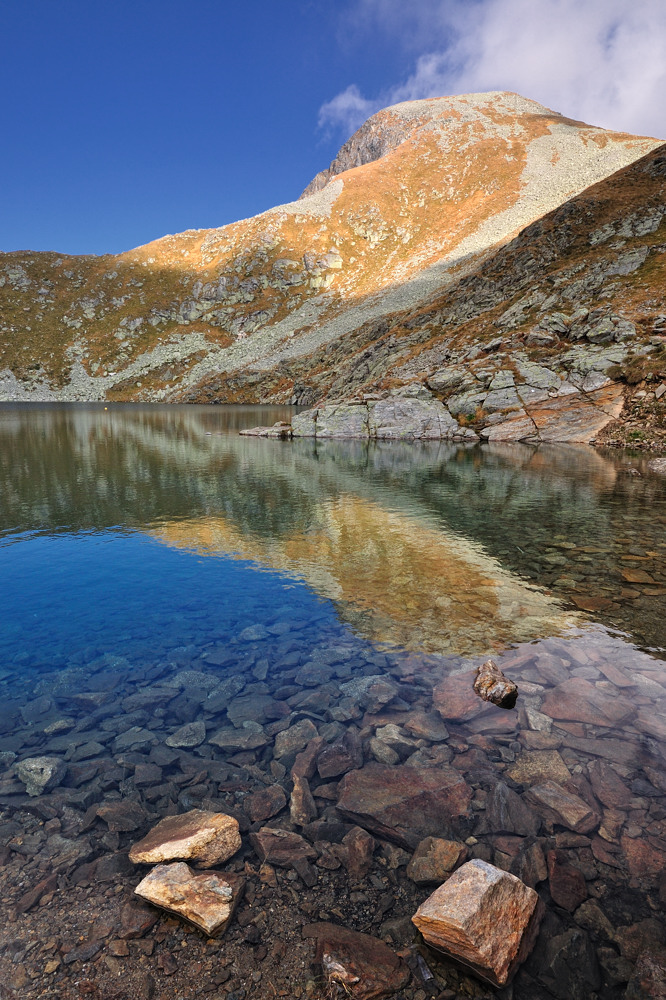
left=626, top=945, right=666, bottom=999
left=97, top=800, right=147, bottom=833
left=336, top=761, right=472, bottom=849
left=134, top=862, right=244, bottom=937
left=303, top=921, right=409, bottom=999
left=119, top=901, right=159, bottom=940
left=403, top=711, right=449, bottom=742
left=249, top=827, right=316, bottom=868
left=525, top=781, right=599, bottom=834
left=246, top=786, right=287, bottom=823
left=317, top=728, right=363, bottom=779
left=15, top=874, right=58, bottom=915
left=587, top=759, right=633, bottom=809
left=406, top=837, right=467, bottom=885
left=507, top=750, right=571, bottom=787
left=412, top=859, right=542, bottom=987
left=129, top=809, right=241, bottom=868
left=335, top=826, right=375, bottom=880
left=433, top=670, right=485, bottom=722
left=546, top=850, right=587, bottom=911
left=621, top=835, right=666, bottom=877
left=290, top=775, right=317, bottom=826
left=473, top=659, right=518, bottom=709
left=292, top=737, right=325, bottom=780
left=540, top=677, right=634, bottom=726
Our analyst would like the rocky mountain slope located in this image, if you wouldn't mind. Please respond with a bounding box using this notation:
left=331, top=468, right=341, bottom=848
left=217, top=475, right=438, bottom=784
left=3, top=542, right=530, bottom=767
left=1, top=91, right=664, bottom=444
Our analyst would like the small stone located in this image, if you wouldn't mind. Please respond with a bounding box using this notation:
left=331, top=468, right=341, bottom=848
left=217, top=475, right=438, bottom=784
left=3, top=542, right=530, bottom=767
left=412, top=859, right=542, bottom=987
left=336, top=826, right=375, bottom=880
left=135, top=862, right=244, bottom=937
left=165, top=721, right=206, bottom=748
left=246, top=785, right=287, bottom=823
left=303, top=921, right=409, bottom=999
left=129, top=809, right=241, bottom=867
left=250, top=827, right=316, bottom=868
left=97, top=800, right=147, bottom=833
left=525, top=781, right=599, bottom=834
left=473, top=659, right=518, bottom=709
left=16, top=756, right=66, bottom=796
left=406, top=837, right=467, bottom=885
left=290, top=775, right=317, bottom=826
left=119, top=901, right=159, bottom=940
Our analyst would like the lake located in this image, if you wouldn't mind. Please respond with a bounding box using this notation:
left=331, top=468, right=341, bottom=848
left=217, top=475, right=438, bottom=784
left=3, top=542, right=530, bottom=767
left=0, top=403, right=665, bottom=999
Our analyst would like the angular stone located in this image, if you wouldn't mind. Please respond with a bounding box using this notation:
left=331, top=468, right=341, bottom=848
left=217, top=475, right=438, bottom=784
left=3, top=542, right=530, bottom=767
left=246, top=785, right=287, bottom=823
left=292, top=737, right=325, bottom=780
left=540, top=677, right=634, bottom=726
left=336, top=761, right=473, bottom=850
left=16, top=756, right=66, bottom=797
left=587, top=759, right=633, bottom=809
left=303, top=921, right=410, bottom=999
left=208, top=726, right=268, bottom=751
left=406, top=837, right=467, bottom=885
left=135, top=862, right=244, bottom=937
left=539, top=927, right=601, bottom=1000
left=483, top=782, right=541, bottom=836
left=165, top=721, right=206, bottom=748
left=290, top=775, right=317, bottom=826
left=473, top=659, right=518, bottom=709
left=546, top=850, right=587, bottom=911
left=626, top=945, right=666, bottom=999
left=317, top=728, right=363, bottom=779
left=412, top=859, right=542, bottom=987
left=339, top=676, right=399, bottom=714
left=129, top=809, right=241, bottom=867
left=403, top=712, right=449, bottom=742
left=335, top=826, right=375, bottom=881
left=274, top=718, right=319, bottom=759
left=249, top=827, right=316, bottom=868
left=97, top=800, right=147, bottom=833
left=525, top=781, right=599, bottom=834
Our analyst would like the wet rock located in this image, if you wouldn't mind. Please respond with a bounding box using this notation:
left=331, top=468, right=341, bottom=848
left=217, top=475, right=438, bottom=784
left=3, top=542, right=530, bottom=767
left=587, top=759, right=633, bottom=808
left=274, top=718, right=319, bottom=759
left=546, top=849, right=588, bottom=911
left=525, top=781, right=599, bottom=834
left=403, top=711, right=449, bottom=742
left=339, top=675, right=399, bottom=714
left=406, top=837, right=467, bottom=885
left=290, top=774, right=317, bottom=826
left=97, top=799, right=147, bottom=832
left=129, top=809, right=241, bottom=867
left=337, top=760, right=473, bottom=849
left=647, top=458, right=666, bottom=475
left=433, top=670, right=484, bottom=721
left=510, top=840, right=548, bottom=888
left=119, top=900, right=159, bottom=939
left=246, top=785, right=287, bottom=823
left=165, top=720, right=206, bottom=748
left=303, top=921, right=410, bottom=998
left=292, top=737, right=325, bottom=779
left=507, top=749, right=571, bottom=787
left=482, top=781, right=541, bottom=836
left=537, top=927, right=600, bottom=1000
left=473, top=659, right=518, bottom=709
left=249, top=827, right=317, bottom=867
left=540, top=677, right=634, bottom=726
left=412, top=859, right=542, bottom=987
left=335, top=826, right=375, bottom=880
left=209, top=725, right=268, bottom=751
left=317, top=728, right=363, bottom=779
left=626, top=945, right=666, bottom=998
left=135, top=862, right=244, bottom=937
left=575, top=899, right=615, bottom=940
left=16, top=755, right=66, bottom=796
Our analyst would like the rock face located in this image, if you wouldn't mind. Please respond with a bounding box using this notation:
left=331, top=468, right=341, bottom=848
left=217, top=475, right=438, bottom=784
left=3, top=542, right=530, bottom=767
left=134, top=862, right=244, bottom=937
left=303, top=921, right=410, bottom=999
left=473, top=658, right=518, bottom=708
left=412, top=859, right=543, bottom=987
left=128, top=810, right=241, bottom=867
left=336, top=760, right=473, bottom=849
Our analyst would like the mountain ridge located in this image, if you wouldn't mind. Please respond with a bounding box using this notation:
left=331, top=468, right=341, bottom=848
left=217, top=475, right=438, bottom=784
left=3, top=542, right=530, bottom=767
left=0, top=91, right=664, bottom=447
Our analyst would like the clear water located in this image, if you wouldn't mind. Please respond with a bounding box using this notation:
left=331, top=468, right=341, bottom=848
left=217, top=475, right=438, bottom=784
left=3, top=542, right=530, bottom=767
left=1, top=403, right=666, bottom=998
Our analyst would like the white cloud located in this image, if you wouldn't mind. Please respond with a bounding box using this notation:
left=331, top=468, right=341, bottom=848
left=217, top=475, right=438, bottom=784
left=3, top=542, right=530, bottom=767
left=321, top=0, right=666, bottom=140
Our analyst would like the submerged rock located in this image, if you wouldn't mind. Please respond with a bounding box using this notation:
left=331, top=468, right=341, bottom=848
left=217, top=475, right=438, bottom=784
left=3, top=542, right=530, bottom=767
left=16, top=756, right=66, bottom=796
left=303, top=921, right=410, bottom=999
left=134, top=862, right=244, bottom=937
left=336, top=760, right=473, bottom=849
left=129, top=809, right=241, bottom=867
left=412, top=858, right=542, bottom=987
left=406, top=837, right=467, bottom=885
left=473, top=658, right=518, bottom=709
left=250, top=827, right=317, bottom=868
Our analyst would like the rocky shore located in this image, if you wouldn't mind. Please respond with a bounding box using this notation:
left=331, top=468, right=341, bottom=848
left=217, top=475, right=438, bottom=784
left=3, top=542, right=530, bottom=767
left=1, top=617, right=666, bottom=998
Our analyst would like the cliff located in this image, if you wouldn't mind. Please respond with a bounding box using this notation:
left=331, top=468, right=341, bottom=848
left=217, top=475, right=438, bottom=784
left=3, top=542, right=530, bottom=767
left=1, top=91, right=664, bottom=445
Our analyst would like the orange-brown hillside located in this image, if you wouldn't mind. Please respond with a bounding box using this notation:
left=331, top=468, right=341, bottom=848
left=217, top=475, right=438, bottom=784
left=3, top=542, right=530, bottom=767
left=0, top=90, right=663, bottom=440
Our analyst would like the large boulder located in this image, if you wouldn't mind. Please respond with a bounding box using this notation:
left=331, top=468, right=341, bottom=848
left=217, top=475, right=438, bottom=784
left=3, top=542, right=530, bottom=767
left=412, top=859, right=543, bottom=987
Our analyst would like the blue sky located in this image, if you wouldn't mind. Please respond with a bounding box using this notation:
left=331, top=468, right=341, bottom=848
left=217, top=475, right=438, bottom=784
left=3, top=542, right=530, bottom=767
left=2, top=0, right=664, bottom=256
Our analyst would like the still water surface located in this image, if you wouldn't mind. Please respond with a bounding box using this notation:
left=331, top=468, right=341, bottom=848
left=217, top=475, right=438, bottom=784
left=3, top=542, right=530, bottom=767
left=1, top=403, right=665, bottom=997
